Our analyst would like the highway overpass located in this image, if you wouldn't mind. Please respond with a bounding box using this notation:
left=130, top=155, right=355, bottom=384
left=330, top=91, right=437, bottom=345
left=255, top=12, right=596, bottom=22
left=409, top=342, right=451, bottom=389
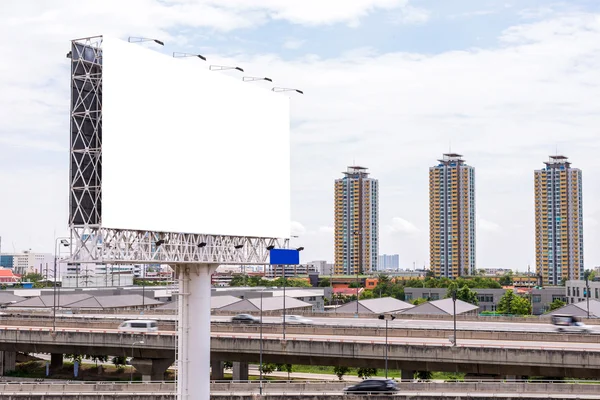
left=0, top=325, right=600, bottom=379
left=1, top=381, right=600, bottom=399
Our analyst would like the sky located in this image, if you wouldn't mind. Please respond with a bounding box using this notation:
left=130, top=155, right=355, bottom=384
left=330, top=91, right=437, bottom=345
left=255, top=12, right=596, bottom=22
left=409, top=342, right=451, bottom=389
left=1, top=0, right=600, bottom=270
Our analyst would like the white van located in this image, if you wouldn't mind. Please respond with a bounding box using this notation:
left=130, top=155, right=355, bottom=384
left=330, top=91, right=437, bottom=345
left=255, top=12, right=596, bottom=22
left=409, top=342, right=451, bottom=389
left=118, top=320, right=159, bottom=332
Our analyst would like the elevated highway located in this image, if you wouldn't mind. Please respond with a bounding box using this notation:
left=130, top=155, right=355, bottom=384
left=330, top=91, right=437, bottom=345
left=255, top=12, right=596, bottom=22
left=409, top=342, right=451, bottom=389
left=0, top=325, right=599, bottom=379
left=0, top=381, right=600, bottom=399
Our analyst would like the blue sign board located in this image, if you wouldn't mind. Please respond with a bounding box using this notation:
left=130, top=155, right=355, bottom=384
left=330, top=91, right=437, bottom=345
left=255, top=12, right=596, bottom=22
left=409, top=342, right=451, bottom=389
left=269, top=249, right=300, bottom=265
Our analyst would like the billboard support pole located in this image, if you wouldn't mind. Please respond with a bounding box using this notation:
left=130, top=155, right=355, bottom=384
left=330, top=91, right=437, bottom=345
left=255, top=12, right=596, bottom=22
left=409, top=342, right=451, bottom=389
left=176, top=263, right=218, bottom=400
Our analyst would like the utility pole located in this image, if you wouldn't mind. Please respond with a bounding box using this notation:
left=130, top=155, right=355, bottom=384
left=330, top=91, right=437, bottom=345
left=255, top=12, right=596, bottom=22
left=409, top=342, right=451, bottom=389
left=451, top=289, right=457, bottom=346
left=378, top=314, right=396, bottom=378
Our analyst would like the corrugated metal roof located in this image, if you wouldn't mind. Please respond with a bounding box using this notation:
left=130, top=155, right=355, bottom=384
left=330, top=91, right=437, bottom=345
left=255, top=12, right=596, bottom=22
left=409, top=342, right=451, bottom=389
left=217, top=296, right=312, bottom=312
left=545, top=299, right=600, bottom=318
left=402, top=298, right=479, bottom=315
left=329, top=297, right=413, bottom=314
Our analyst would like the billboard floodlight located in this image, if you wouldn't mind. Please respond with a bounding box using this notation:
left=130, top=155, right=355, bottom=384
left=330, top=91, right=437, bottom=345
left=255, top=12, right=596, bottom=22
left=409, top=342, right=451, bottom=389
left=155, top=239, right=165, bottom=247
left=198, top=242, right=207, bottom=248
left=234, top=244, right=244, bottom=249
left=173, top=52, right=207, bottom=61
left=210, top=65, right=244, bottom=72
left=266, top=245, right=275, bottom=250
left=272, top=87, right=304, bottom=95
left=296, top=247, right=304, bottom=251
left=128, top=37, right=165, bottom=46
left=243, top=76, right=273, bottom=82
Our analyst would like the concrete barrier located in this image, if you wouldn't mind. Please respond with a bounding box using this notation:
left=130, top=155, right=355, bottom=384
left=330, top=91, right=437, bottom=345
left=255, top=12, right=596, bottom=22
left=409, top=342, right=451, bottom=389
left=211, top=323, right=600, bottom=343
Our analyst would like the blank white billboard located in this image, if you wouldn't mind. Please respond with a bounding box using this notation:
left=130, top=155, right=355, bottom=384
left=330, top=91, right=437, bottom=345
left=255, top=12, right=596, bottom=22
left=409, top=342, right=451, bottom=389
left=101, top=36, right=290, bottom=238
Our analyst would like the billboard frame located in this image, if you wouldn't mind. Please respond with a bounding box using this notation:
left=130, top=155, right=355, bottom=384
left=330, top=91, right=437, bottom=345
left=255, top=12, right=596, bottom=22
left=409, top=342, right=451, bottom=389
left=68, top=36, right=288, bottom=266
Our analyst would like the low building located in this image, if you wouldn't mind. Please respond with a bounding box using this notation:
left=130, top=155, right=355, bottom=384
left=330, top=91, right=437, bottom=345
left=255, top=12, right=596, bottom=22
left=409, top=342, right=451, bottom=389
left=401, top=298, right=479, bottom=316
left=329, top=297, right=413, bottom=314
left=264, top=264, right=318, bottom=278
left=216, top=296, right=312, bottom=313
left=566, top=280, right=600, bottom=305
left=544, top=299, right=600, bottom=318
left=307, top=261, right=334, bottom=276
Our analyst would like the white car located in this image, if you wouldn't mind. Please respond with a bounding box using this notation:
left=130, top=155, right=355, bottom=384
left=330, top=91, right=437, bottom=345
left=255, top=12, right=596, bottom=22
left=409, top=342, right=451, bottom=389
left=552, top=314, right=592, bottom=333
left=283, top=315, right=313, bottom=325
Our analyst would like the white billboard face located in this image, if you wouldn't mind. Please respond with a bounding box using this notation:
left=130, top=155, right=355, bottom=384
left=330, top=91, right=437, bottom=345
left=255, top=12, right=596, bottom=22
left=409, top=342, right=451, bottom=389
left=101, top=37, right=290, bottom=238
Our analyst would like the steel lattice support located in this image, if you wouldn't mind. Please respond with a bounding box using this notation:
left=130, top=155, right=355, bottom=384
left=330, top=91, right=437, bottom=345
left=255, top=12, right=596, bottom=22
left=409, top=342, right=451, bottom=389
left=70, top=226, right=288, bottom=265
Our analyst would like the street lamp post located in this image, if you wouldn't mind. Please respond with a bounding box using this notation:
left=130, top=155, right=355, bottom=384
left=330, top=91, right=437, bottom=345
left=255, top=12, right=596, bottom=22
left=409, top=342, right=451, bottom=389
left=259, top=287, right=267, bottom=395
left=586, top=276, right=590, bottom=319
left=130, top=340, right=144, bottom=382
left=378, top=314, right=396, bottom=378
left=451, top=289, right=457, bottom=346
left=53, top=238, right=70, bottom=332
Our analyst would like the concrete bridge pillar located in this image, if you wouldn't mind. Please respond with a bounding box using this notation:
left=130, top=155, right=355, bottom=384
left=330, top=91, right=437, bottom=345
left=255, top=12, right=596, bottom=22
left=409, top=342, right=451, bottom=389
left=131, top=357, right=174, bottom=381
left=50, top=353, right=63, bottom=371
left=0, top=351, right=15, bottom=375
left=232, top=362, right=249, bottom=381
left=401, top=370, right=414, bottom=381
left=211, top=360, right=224, bottom=380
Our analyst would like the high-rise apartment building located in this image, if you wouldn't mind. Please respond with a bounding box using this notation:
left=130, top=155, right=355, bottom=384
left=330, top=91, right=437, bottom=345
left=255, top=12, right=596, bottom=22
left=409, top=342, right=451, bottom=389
left=429, top=153, right=476, bottom=278
left=378, top=254, right=400, bottom=270
left=534, top=155, right=583, bottom=285
left=334, top=166, right=379, bottom=275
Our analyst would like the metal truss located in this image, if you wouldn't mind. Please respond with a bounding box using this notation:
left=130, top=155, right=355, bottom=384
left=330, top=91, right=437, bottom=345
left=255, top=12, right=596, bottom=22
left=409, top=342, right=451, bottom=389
left=69, top=36, right=103, bottom=227
left=70, top=226, right=288, bottom=265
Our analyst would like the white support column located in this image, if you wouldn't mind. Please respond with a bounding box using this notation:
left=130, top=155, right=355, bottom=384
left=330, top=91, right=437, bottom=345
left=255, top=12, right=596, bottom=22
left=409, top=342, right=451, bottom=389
left=177, top=263, right=218, bottom=400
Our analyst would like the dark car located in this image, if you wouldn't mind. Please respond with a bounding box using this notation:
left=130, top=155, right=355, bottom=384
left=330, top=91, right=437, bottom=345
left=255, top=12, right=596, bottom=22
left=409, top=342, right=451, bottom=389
left=231, top=314, right=260, bottom=324
left=344, top=379, right=398, bottom=394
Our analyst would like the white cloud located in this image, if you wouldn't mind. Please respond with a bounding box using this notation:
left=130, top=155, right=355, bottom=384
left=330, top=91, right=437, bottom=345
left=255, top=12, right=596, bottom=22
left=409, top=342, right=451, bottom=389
left=387, top=217, right=420, bottom=235
left=478, top=218, right=501, bottom=232
left=282, top=38, right=306, bottom=50
left=389, top=5, right=430, bottom=25
left=290, top=221, right=307, bottom=236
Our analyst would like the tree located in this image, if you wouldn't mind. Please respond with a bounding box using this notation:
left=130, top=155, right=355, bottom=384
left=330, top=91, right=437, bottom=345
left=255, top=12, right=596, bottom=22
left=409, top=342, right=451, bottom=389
left=548, top=299, right=566, bottom=312
left=223, top=361, right=233, bottom=370
left=359, top=290, right=374, bottom=300
left=498, top=271, right=514, bottom=286
left=415, top=371, right=432, bottom=380
left=497, top=290, right=531, bottom=315
left=334, top=366, right=350, bottom=381
left=318, top=278, right=331, bottom=287
left=259, top=363, right=277, bottom=375
left=349, top=281, right=361, bottom=288
left=445, top=285, right=478, bottom=305
left=85, top=354, right=108, bottom=367
left=66, top=354, right=83, bottom=363
left=229, top=274, right=248, bottom=287
left=357, top=367, right=377, bottom=379
left=22, top=273, right=44, bottom=283
left=112, top=356, right=127, bottom=368
left=411, top=298, right=428, bottom=305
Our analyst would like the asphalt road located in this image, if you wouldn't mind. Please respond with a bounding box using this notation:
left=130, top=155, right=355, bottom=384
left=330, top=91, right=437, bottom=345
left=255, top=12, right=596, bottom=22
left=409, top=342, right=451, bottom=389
left=26, top=312, right=595, bottom=334
left=212, top=331, right=599, bottom=351
left=1, top=324, right=594, bottom=349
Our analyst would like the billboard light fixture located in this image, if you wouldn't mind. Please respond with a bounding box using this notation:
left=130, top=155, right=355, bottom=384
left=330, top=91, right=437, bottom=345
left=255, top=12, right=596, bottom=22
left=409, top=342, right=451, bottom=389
left=210, top=65, right=244, bottom=72
left=173, top=52, right=207, bottom=61
left=128, top=37, right=165, bottom=46
left=266, top=245, right=275, bottom=250
left=155, top=239, right=165, bottom=247
left=296, top=247, right=304, bottom=251
left=243, top=77, right=273, bottom=82
left=234, top=244, right=244, bottom=249
left=272, top=87, right=303, bottom=95
left=198, top=242, right=207, bottom=248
